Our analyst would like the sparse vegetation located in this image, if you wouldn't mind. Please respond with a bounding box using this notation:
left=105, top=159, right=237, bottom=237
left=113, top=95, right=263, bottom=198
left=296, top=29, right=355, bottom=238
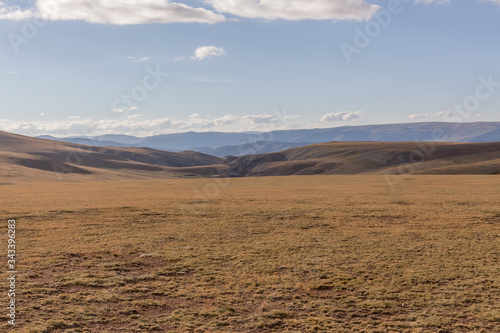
left=1, top=131, right=500, bottom=182
left=1, top=175, right=499, bottom=332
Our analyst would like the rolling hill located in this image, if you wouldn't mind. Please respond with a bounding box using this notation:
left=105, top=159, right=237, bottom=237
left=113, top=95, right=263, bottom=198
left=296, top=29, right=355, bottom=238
left=0, top=131, right=223, bottom=182
left=222, top=141, right=500, bottom=177
left=3, top=130, right=500, bottom=182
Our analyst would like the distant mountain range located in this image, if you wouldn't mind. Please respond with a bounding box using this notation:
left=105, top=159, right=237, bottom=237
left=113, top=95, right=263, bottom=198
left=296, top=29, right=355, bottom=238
left=37, top=122, right=500, bottom=157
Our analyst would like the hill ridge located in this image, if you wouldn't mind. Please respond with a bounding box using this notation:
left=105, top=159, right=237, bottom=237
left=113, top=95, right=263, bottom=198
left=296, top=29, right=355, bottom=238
left=2, top=130, right=500, bottom=182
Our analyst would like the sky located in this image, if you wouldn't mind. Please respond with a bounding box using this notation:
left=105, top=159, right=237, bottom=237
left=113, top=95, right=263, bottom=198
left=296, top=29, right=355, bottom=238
left=0, top=0, right=499, bottom=137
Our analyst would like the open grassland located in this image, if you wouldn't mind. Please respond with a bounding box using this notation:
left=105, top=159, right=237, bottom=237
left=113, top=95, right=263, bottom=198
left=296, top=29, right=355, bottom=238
left=0, top=176, right=499, bottom=332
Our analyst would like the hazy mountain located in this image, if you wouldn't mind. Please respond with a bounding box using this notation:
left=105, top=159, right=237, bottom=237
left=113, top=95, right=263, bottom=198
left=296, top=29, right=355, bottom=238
left=35, top=122, right=500, bottom=156
left=90, top=134, right=143, bottom=145
left=267, top=122, right=500, bottom=143
left=194, top=141, right=313, bottom=157
left=468, top=128, right=500, bottom=142
left=139, top=132, right=254, bottom=151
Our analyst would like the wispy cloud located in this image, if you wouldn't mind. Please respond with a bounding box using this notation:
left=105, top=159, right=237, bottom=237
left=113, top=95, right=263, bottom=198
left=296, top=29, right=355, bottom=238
left=206, top=0, right=380, bottom=21
left=414, top=0, right=500, bottom=5
left=127, top=56, right=151, bottom=63
left=172, top=56, right=187, bottom=62
left=0, top=113, right=302, bottom=137
left=408, top=113, right=429, bottom=120
left=0, top=0, right=394, bottom=25
left=4, top=0, right=493, bottom=26
left=0, top=0, right=226, bottom=25
left=321, top=111, right=364, bottom=122
left=414, top=0, right=451, bottom=4
left=174, top=46, right=226, bottom=62
left=409, top=111, right=484, bottom=121
left=435, top=111, right=454, bottom=118
left=192, top=46, right=225, bottom=60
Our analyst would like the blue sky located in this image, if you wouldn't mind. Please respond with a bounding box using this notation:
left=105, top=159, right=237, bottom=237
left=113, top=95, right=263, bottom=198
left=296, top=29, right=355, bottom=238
left=0, top=0, right=499, bottom=137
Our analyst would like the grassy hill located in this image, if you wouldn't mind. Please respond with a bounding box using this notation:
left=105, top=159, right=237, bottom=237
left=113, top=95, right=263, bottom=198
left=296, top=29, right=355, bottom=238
left=224, top=141, right=500, bottom=177
left=0, top=131, right=223, bottom=182
left=1, top=131, right=500, bottom=182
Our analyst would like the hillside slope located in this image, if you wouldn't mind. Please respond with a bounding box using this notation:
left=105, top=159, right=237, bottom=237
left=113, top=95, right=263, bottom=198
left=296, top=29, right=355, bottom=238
left=0, top=131, right=222, bottom=182
left=2, top=131, right=500, bottom=182
left=223, top=141, right=500, bottom=177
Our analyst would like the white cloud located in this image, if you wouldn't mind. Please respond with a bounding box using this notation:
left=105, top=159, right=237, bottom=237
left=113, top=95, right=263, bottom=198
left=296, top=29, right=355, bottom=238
left=0, top=0, right=385, bottom=24
left=435, top=111, right=454, bottom=118
left=0, top=0, right=226, bottom=24
left=206, top=0, right=380, bottom=21
left=0, top=2, right=33, bottom=20
left=243, top=114, right=278, bottom=124
left=414, top=0, right=450, bottom=4
left=127, top=114, right=142, bottom=120
left=321, top=111, right=364, bottom=122
left=127, top=56, right=151, bottom=62
left=172, top=56, right=187, bottom=62
left=174, top=46, right=226, bottom=62
left=192, top=46, right=225, bottom=60
left=408, top=113, right=429, bottom=120
left=0, top=113, right=302, bottom=137
left=414, top=0, right=500, bottom=5
left=68, top=115, right=80, bottom=119
left=412, top=111, right=485, bottom=121
left=1, top=0, right=498, bottom=25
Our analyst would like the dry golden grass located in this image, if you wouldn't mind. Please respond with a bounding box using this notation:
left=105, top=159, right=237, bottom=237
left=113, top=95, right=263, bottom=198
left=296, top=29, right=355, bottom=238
left=1, top=175, right=499, bottom=332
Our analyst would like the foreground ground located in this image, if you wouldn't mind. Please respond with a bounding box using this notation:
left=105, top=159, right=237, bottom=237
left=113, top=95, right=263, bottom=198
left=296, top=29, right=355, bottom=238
left=0, top=175, right=499, bottom=332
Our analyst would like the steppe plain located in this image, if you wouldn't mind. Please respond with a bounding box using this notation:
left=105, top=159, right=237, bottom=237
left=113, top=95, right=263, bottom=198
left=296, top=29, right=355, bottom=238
left=1, top=175, right=499, bottom=332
